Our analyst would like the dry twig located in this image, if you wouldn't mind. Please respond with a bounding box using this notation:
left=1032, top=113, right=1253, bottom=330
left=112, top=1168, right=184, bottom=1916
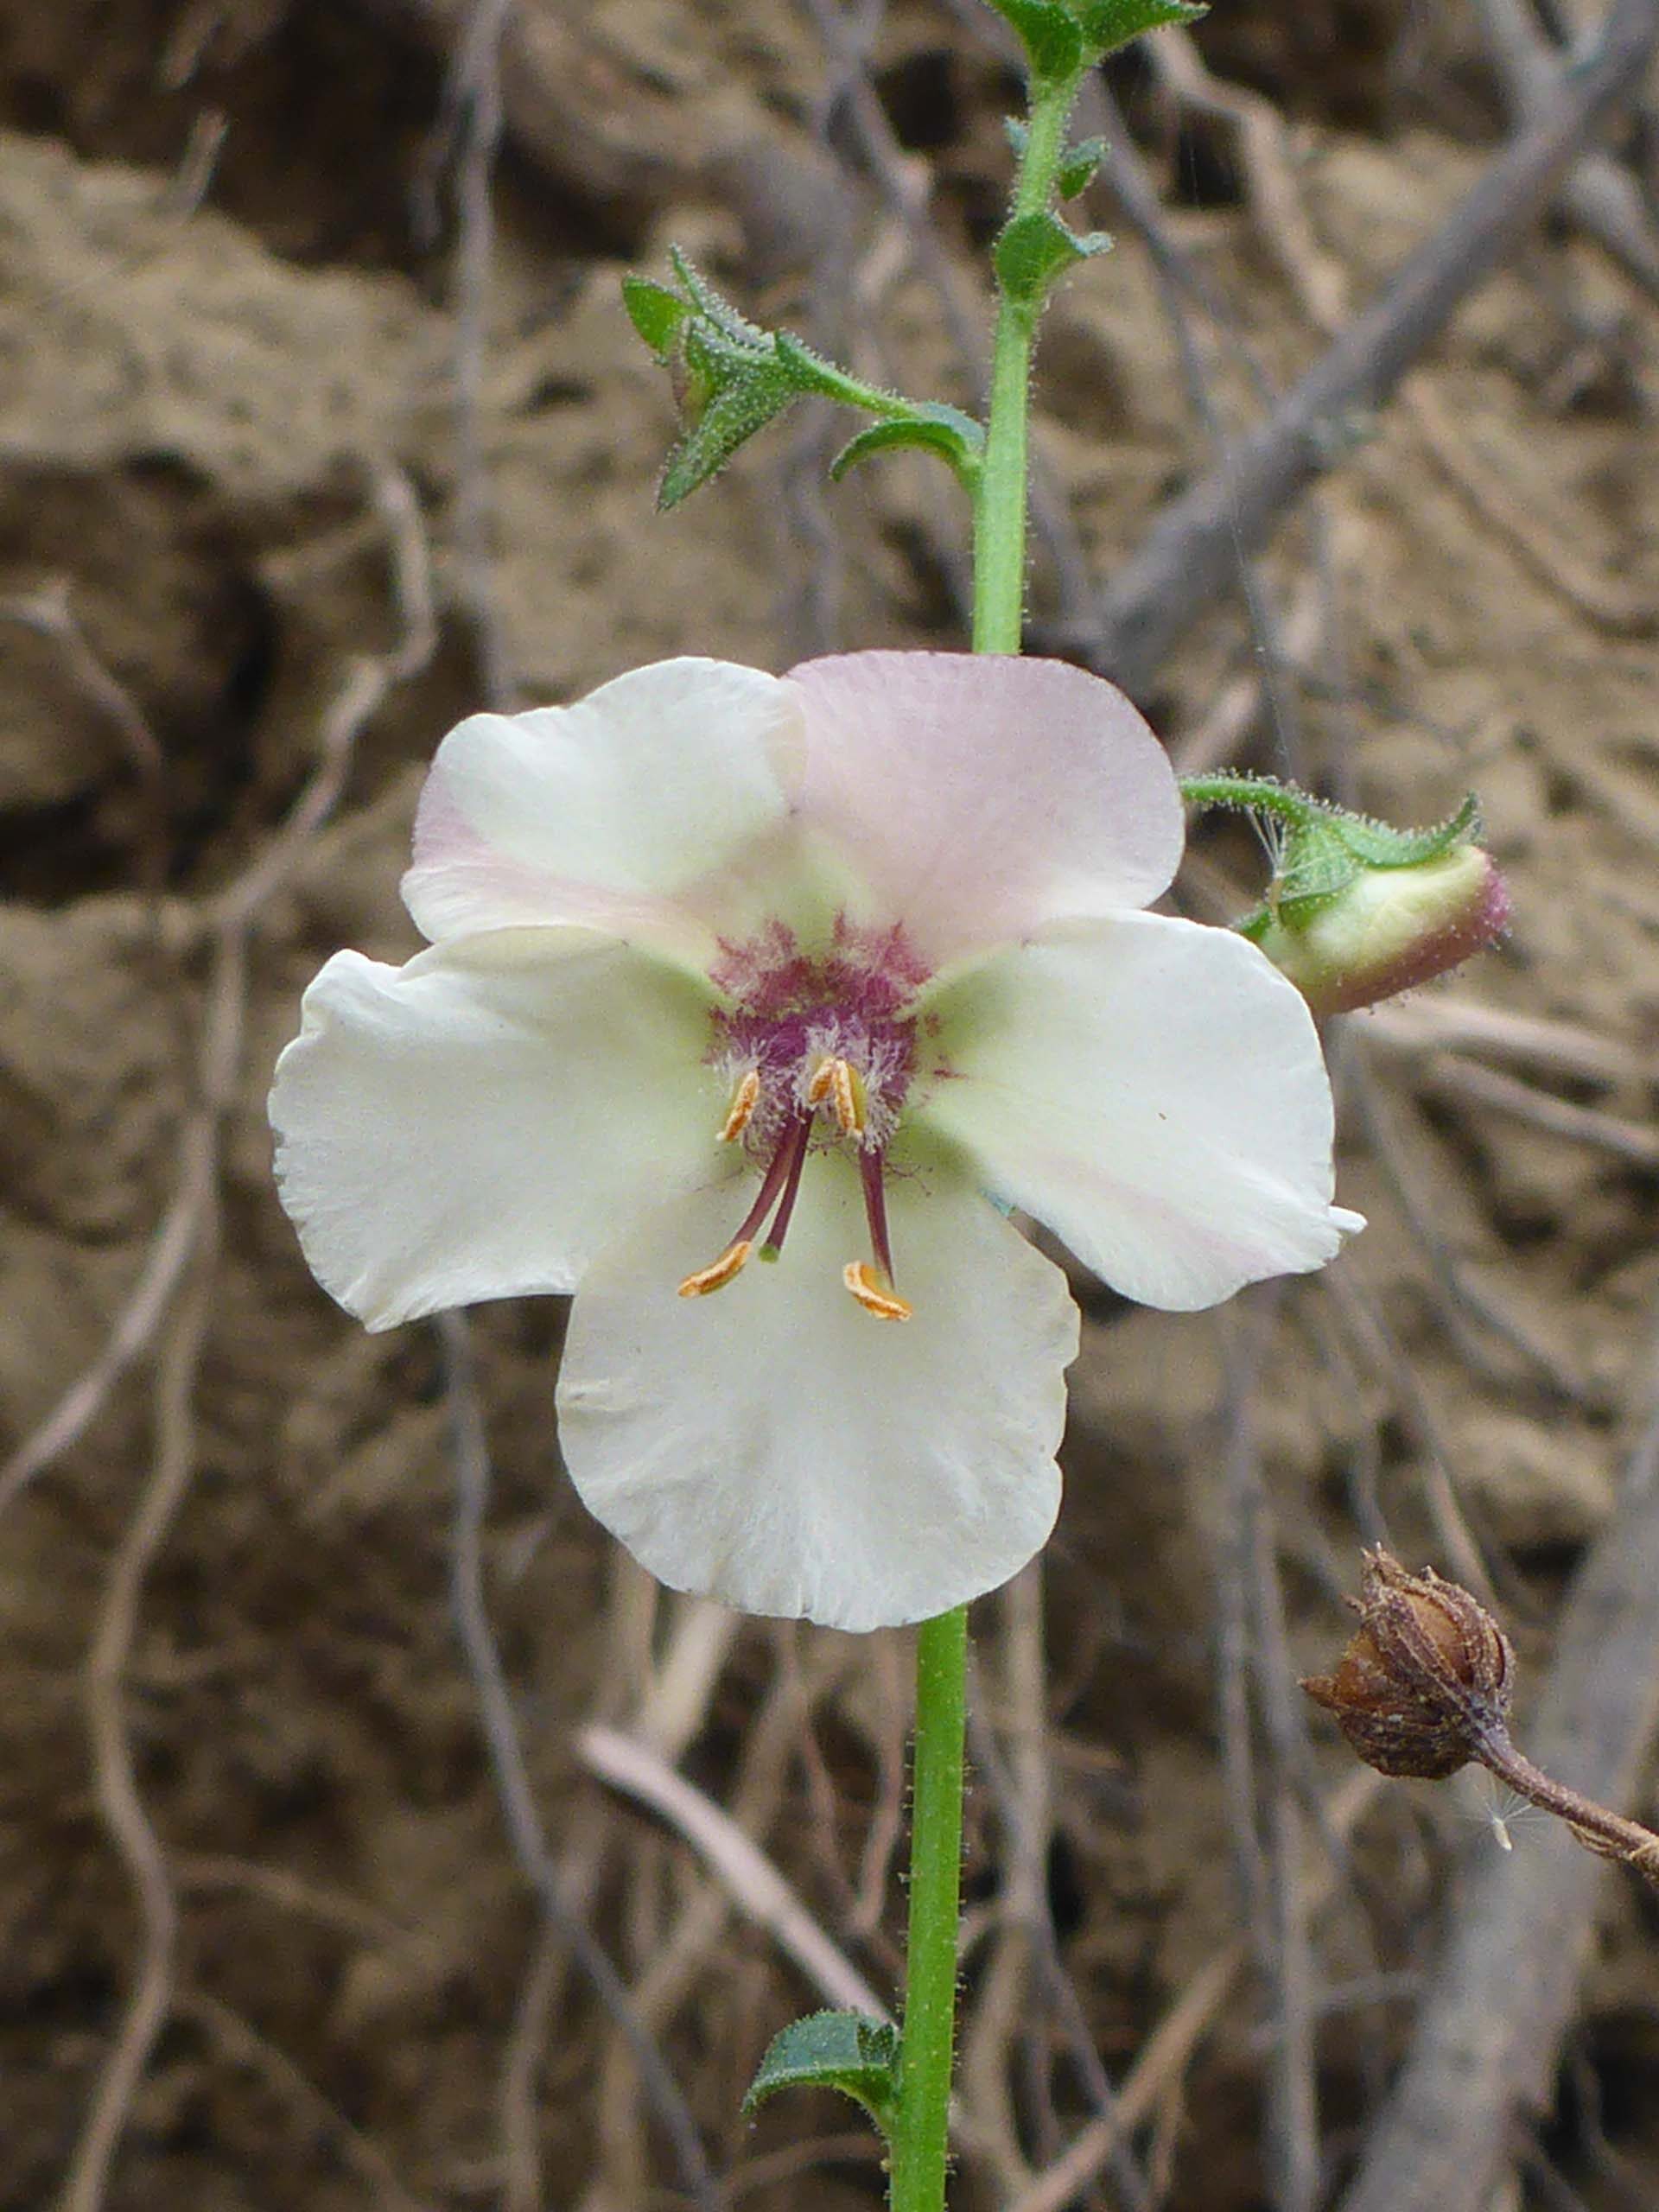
left=437, top=1312, right=722, bottom=2212
left=1214, top=1293, right=1322, bottom=2212
left=1147, top=20, right=1659, bottom=640
left=1470, top=0, right=1659, bottom=301
left=178, top=1991, right=438, bottom=2212
left=1009, top=1774, right=1387, bottom=2212
left=57, top=1251, right=215, bottom=2212
left=1, top=467, right=435, bottom=1522
left=1090, top=0, right=1659, bottom=690
left=1419, top=1056, right=1659, bottom=1169
left=575, top=1719, right=889, bottom=2020
left=1359, top=997, right=1657, bottom=1091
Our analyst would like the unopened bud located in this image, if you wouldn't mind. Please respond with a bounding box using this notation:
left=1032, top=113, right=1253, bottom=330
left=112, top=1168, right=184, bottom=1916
left=1254, top=844, right=1511, bottom=1017
left=1300, top=1548, right=1513, bottom=1779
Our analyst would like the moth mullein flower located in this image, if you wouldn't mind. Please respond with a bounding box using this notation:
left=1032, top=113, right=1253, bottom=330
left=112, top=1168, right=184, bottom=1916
left=270, top=652, right=1362, bottom=1630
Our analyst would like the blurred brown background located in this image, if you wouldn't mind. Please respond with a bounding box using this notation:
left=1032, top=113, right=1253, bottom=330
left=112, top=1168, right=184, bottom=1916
left=3, top=2, right=1659, bottom=2209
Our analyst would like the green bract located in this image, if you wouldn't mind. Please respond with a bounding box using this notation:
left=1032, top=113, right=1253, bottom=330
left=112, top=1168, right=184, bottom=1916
left=743, top=2012, right=902, bottom=2134
left=995, top=209, right=1112, bottom=309
left=624, top=251, right=982, bottom=509
left=982, top=0, right=1206, bottom=67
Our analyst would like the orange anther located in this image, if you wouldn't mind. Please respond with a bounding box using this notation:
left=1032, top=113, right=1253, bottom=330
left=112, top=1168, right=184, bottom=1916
left=808, top=1055, right=867, bottom=1139
left=842, top=1260, right=912, bottom=1321
left=677, top=1241, right=753, bottom=1298
left=718, top=1068, right=761, bottom=1142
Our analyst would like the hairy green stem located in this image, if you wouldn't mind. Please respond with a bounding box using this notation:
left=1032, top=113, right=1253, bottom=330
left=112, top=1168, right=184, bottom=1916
left=888, top=1604, right=969, bottom=2212
left=889, top=59, right=1088, bottom=2212
left=1177, top=772, right=1325, bottom=829
left=972, top=73, right=1082, bottom=652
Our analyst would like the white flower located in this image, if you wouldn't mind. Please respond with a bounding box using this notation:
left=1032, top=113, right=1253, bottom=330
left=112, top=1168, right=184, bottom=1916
left=270, top=652, right=1361, bottom=1630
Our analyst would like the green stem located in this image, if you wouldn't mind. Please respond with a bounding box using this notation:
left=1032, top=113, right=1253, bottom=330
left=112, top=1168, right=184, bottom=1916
left=888, top=1604, right=969, bottom=2212
left=788, top=350, right=952, bottom=427
left=972, top=73, right=1082, bottom=652
left=1177, top=772, right=1324, bottom=830
left=887, top=60, right=1089, bottom=2212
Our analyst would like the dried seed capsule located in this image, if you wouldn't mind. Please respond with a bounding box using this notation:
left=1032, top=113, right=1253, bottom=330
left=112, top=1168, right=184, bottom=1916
left=1300, top=1548, right=1514, bottom=1779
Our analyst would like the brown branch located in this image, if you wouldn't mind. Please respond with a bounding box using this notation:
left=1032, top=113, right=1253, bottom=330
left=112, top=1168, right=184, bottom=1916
left=0, top=1147, right=210, bottom=1517
left=967, top=1648, right=1155, bottom=2211
left=57, top=1276, right=211, bottom=2212
left=1358, top=997, right=1658, bottom=1091
left=574, top=1718, right=889, bottom=2021
left=1217, top=1293, right=1322, bottom=2212
left=1470, top=0, right=1659, bottom=300
left=1089, top=0, right=1659, bottom=693
left=1415, top=1056, right=1659, bottom=1168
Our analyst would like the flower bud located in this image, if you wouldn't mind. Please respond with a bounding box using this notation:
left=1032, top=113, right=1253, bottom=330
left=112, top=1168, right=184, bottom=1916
left=1253, top=843, right=1510, bottom=1017
left=1300, top=1548, right=1514, bottom=1779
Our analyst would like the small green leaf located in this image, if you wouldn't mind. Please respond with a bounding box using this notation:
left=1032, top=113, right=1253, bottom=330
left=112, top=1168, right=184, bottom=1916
left=1057, top=135, right=1107, bottom=200
left=1272, top=823, right=1364, bottom=919
left=621, top=276, right=690, bottom=356
left=830, top=405, right=985, bottom=486
left=627, top=247, right=972, bottom=508
left=657, top=370, right=797, bottom=509
left=667, top=245, right=767, bottom=346
left=995, top=211, right=1111, bottom=307
left=771, top=330, right=863, bottom=402
left=1329, top=791, right=1483, bottom=869
left=1076, top=0, right=1207, bottom=54
left=742, top=2012, right=900, bottom=2134
left=982, top=0, right=1086, bottom=79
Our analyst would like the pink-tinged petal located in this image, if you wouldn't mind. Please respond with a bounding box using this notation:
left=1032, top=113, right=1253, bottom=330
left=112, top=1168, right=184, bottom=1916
left=556, top=1155, right=1079, bottom=1630
left=922, top=913, right=1361, bottom=1311
left=270, top=930, right=724, bottom=1330
left=402, top=658, right=805, bottom=957
left=786, top=652, right=1185, bottom=963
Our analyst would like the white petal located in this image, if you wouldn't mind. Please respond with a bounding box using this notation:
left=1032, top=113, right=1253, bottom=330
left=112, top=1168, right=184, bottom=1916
left=922, top=913, right=1356, bottom=1312
left=556, top=1157, right=1079, bottom=1630
left=787, top=652, right=1184, bottom=963
left=270, top=930, right=723, bottom=1329
left=402, top=658, right=804, bottom=957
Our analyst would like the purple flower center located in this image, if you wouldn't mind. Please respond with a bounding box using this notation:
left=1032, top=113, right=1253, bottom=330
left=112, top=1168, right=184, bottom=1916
left=708, top=915, right=931, bottom=1155
left=678, top=918, right=935, bottom=1319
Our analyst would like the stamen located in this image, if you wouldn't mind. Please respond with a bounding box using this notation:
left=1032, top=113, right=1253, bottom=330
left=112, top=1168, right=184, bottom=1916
left=757, top=1117, right=812, bottom=1261
left=831, top=1058, right=866, bottom=1138
left=843, top=1261, right=912, bottom=1322
left=678, top=1241, right=753, bottom=1298
left=718, top=1067, right=761, bottom=1142
left=860, top=1148, right=898, bottom=1284
left=677, top=1116, right=809, bottom=1297
left=806, top=1054, right=867, bottom=1139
